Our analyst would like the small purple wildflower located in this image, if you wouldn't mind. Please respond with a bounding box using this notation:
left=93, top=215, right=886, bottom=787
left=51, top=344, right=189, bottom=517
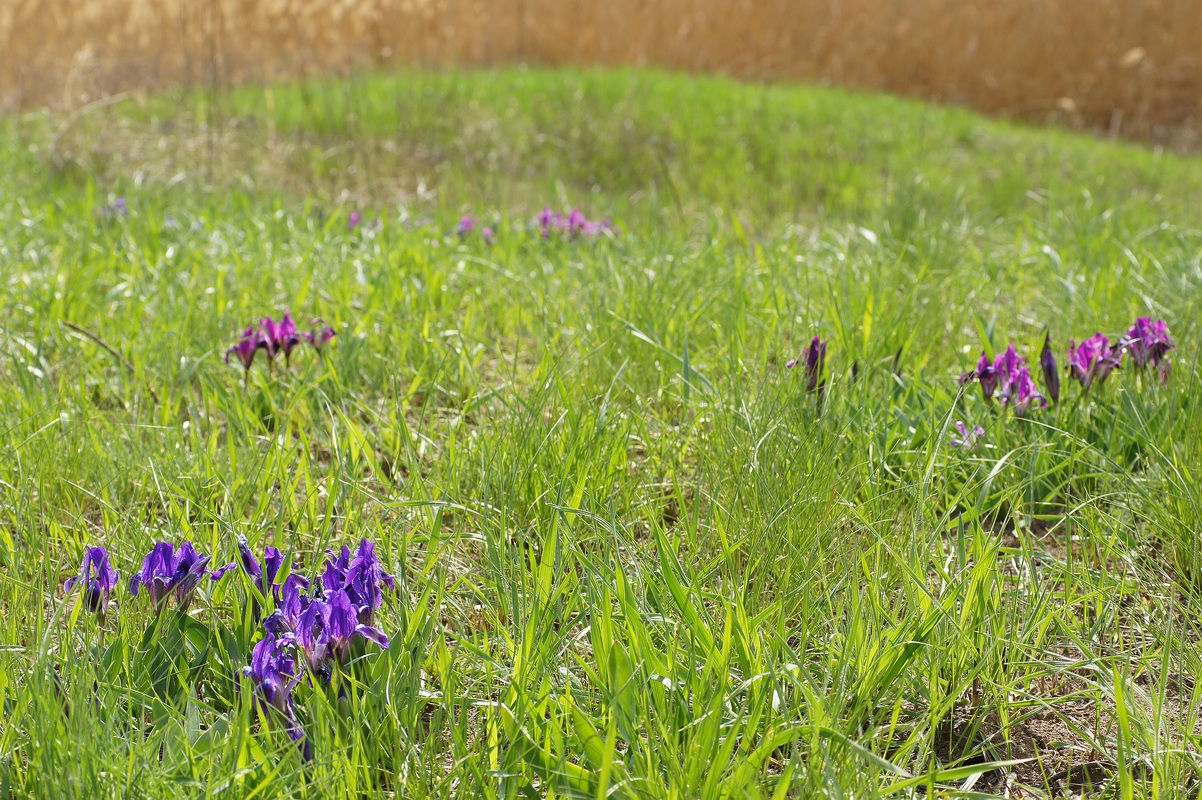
left=482, top=226, right=495, bottom=246
left=960, top=352, right=999, bottom=401
left=64, top=546, right=119, bottom=620
left=240, top=633, right=310, bottom=760
left=1068, top=333, right=1121, bottom=391
left=787, top=336, right=827, bottom=393
left=1122, top=317, right=1174, bottom=374
left=949, top=421, right=986, bottom=449
left=1008, top=367, right=1048, bottom=416
left=456, top=216, right=476, bottom=237
left=226, top=327, right=262, bottom=372
left=237, top=536, right=287, bottom=601
left=301, top=318, right=337, bottom=354
left=1040, top=332, right=1060, bottom=405
left=129, top=541, right=236, bottom=609
left=537, top=208, right=614, bottom=239
left=319, top=539, right=396, bottom=626
left=348, top=211, right=362, bottom=232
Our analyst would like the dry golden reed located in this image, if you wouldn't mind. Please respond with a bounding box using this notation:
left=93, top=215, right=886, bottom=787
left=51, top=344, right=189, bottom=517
left=3, top=0, right=1199, bottom=140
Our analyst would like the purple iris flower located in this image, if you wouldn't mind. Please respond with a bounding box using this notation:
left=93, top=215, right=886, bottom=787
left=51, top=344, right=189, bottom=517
left=292, top=590, right=389, bottom=683
left=960, top=352, right=999, bottom=401
left=237, top=536, right=286, bottom=599
left=64, top=546, right=119, bottom=620
left=1040, top=332, right=1060, bottom=405
left=993, top=345, right=1025, bottom=405
left=226, top=326, right=262, bottom=373
left=275, top=312, right=302, bottom=365
left=1122, top=317, right=1175, bottom=373
left=320, top=539, right=396, bottom=625
left=1068, top=333, right=1121, bottom=391
left=482, top=226, right=495, bottom=246
left=301, top=318, right=337, bottom=354
left=457, top=216, right=476, bottom=237
left=950, top=421, right=986, bottom=448
left=129, top=541, right=236, bottom=608
left=348, top=211, right=362, bottom=232
left=264, top=573, right=311, bottom=636
left=1008, top=367, right=1048, bottom=416
left=786, top=336, right=827, bottom=393
left=537, top=208, right=613, bottom=239
left=240, top=633, right=309, bottom=759
left=537, top=208, right=555, bottom=238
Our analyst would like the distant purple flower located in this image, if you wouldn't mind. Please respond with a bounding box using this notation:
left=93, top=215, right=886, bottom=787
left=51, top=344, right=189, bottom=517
left=301, top=318, right=337, bottom=354
left=456, top=216, right=476, bottom=237
left=258, top=316, right=283, bottom=362
left=237, top=536, right=285, bottom=600
left=129, top=541, right=235, bottom=608
left=482, top=226, right=495, bottom=246
left=348, top=211, right=362, bottom=232
left=787, top=336, right=827, bottom=393
left=1040, top=332, right=1060, bottom=405
left=960, top=352, right=999, bottom=401
left=240, top=633, right=309, bottom=759
left=65, top=546, right=119, bottom=619
left=1009, top=367, right=1048, bottom=416
left=1122, top=317, right=1174, bottom=373
left=276, top=312, right=302, bottom=365
left=1068, top=333, right=1121, bottom=391
left=164, top=214, right=180, bottom=229
left=226, top=327, right=262, bottom=373
left=993, top=345, right=1025, bottom=405
left=537, top=208, right=613, bottom=239
left=949, top=421, right=985, bottom=448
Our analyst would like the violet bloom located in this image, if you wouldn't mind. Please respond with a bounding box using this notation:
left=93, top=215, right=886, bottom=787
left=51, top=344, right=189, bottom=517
left=65, top=546, right=119, bottom=620
left=237, top=536, right=285, bottom=600
left=1068, top=333, right=1121, bottom=391
left=129, top=541, right=236, bottom=608
left=482, top=226, right=495, bottom=246
left=949, top=421, right=985, bottom=449
left=1122, top=317, right=1175, bottom=372
left=993, top=345, right=1026, bottom=405
left=960, top=352, right=999, bottom=402
left=264, top=573, right=311, bottom=636
left=275, top=312, right=302, bottom=365
left=226, top=326, right=262, bottom=373
left=344, top=539, right=397, bottom=625
left=325, top=589, right=389, bottom=664
left=1040, top=332, right=1060, bottom=405
left=241, top=633, right=309, bottom=759
left=456, top=216, right=476, bottom=238
left=787, top=336, right=827, bottom=393
left=1009, top=367, right=1048, bottom=416
left=348, top=211, right=362, bottom=232
left=301, top=318, right=337, bottom=354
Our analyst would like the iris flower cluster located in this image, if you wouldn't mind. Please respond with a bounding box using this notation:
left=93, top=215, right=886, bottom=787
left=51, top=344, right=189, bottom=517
left=238, top=537, right=396, bottom=758
left=225, top=312, right=337, bottom=377
left=961, top=317, right=1175, bottom=410
left=537, top=208, right=615, bottom=239
left=63, top=536, right=397, bottom=762
left=456, top=215, right=496, bottom=245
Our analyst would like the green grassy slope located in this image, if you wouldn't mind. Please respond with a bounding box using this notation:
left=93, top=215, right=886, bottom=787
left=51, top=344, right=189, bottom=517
left=0, top=68, right=1201, bottom=797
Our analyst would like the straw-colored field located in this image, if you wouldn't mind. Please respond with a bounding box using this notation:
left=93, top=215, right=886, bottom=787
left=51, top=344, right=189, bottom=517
left=4, top=0, right=1200, bottom=142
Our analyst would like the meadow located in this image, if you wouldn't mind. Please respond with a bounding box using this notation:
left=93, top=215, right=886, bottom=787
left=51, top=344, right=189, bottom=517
left=1, top=68, right=1202, bottom=797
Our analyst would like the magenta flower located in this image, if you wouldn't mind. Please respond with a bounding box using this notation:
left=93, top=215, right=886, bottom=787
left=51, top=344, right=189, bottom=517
left=226, top=327, right=262, bottom=372
left=1008, top=367, right=1048, bottom=416
left=301, top=318, right=337, bottom=354
left=129, top=541, right=236, bottom=609
left=1040, top=332, right=1060, bottom=405
left=537, top=208, right=613, bottom=239
left=1122, top=317, right=1174, bottom=377
left=1068, top=333, right=1121, bottom=391
left=786, top=336, right=827, bottom=393
left=456, top=216, right=476, bottom=237
left=347, top=211, right=362, bottom=232
left=949, top=421, right=985, bottom=448
left=482, top=226, right=495, bottom=246
left=65, top=546, right=119, bottom=620
left=960, top=352, right=999, bottom=401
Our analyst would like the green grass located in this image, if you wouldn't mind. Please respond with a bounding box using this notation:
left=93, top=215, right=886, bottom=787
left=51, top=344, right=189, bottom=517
left=1, top=67, right=1201, bottom=797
